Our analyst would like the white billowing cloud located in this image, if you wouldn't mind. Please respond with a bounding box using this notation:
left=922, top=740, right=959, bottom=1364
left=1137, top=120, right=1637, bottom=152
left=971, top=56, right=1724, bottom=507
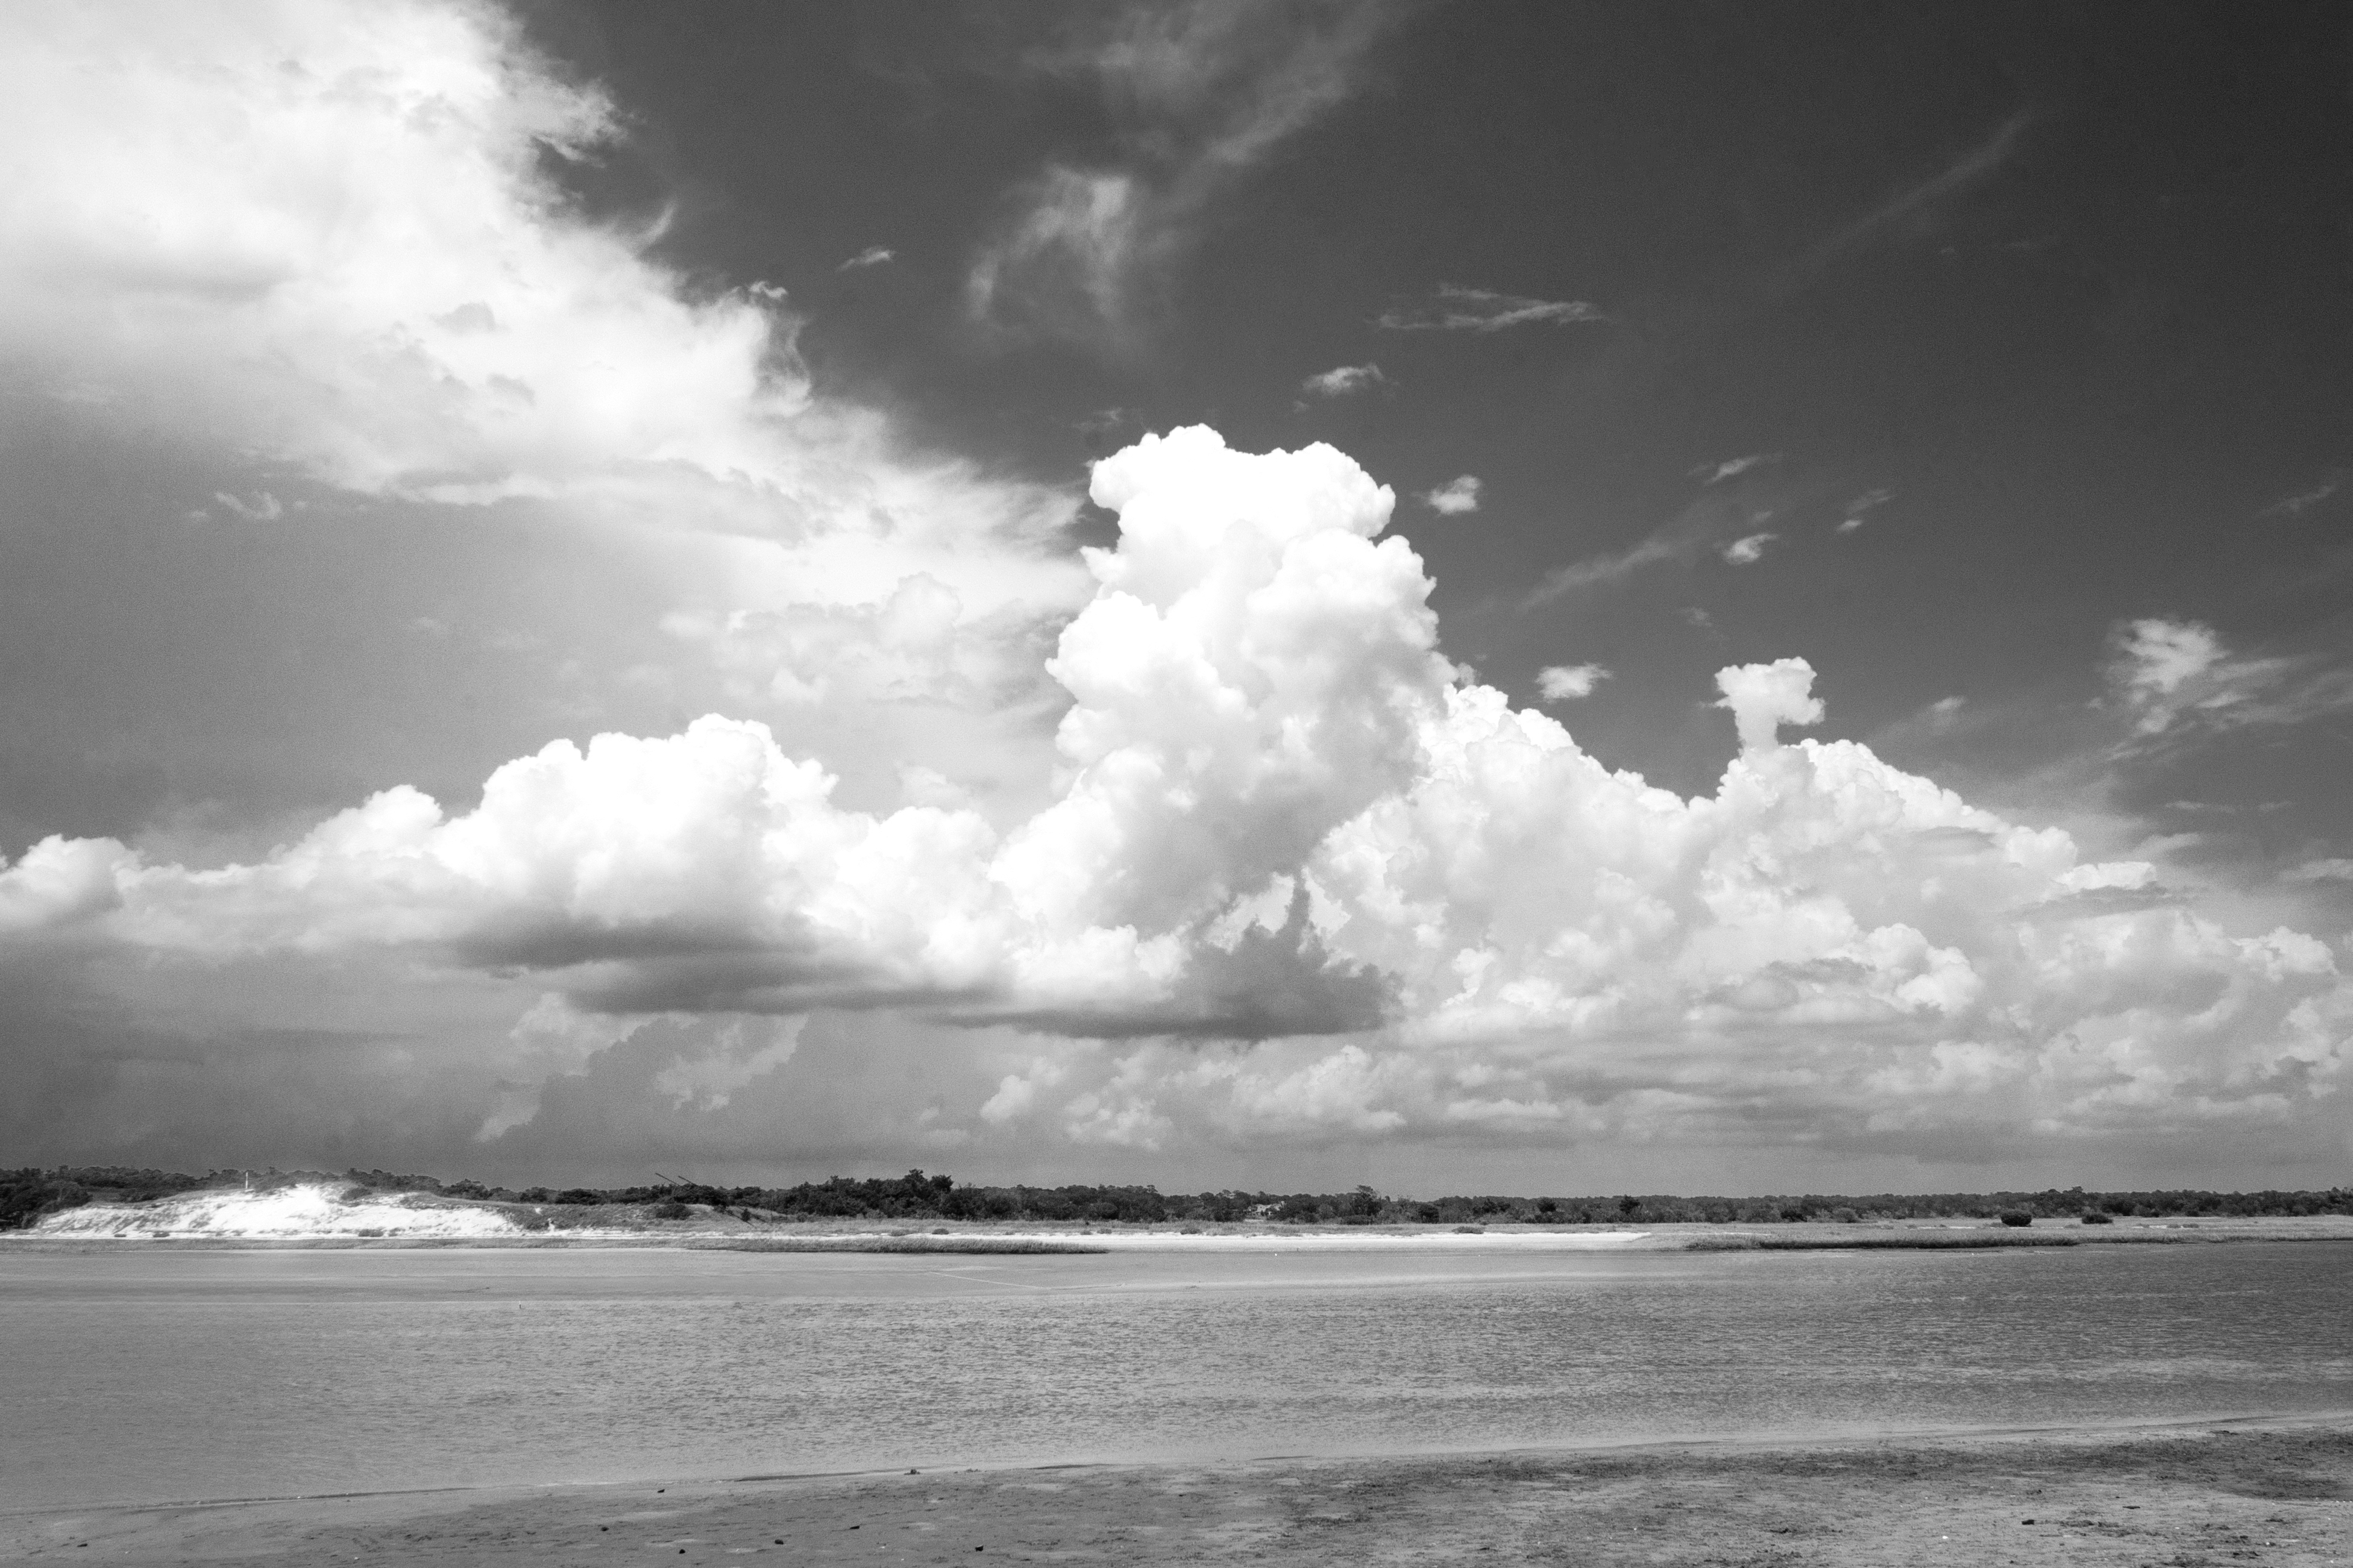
left=1378, top=284, right=1605, bottom=333
left=0, top=0, right=790, bottom=499
left=1421, top=475, right=1481, bottom=515
left=1536, top=663, right=1610, bottom=702
left=8, top=425, right=2348, bottom=1164
left=1721, top=531, right=1777, bottom=565
left=0, top=0, right=1091, bottom=802
left=1299, top=363, right=1386, bottom=398
left=1714, top=659, right=1826, bottom=751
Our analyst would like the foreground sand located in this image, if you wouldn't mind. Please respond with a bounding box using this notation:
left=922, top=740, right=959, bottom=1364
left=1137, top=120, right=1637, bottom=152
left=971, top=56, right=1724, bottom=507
left=10, top=1420, right=2347, bottom=1566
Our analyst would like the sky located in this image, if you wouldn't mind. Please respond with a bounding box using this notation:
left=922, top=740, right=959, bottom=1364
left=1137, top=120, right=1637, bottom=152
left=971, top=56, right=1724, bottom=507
left=2, top=0, right=2349, bottom=1196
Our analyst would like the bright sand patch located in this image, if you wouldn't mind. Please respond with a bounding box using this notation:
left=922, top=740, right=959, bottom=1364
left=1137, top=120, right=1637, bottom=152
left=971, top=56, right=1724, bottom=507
left=31, top=1185, right=526, bottom=1241
left=6, top=1420, right=2346, bottom=1565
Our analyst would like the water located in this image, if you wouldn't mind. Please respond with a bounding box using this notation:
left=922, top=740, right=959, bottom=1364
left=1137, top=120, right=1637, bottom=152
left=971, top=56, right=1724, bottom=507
left=4, top=1240, right=2349, bottom=1511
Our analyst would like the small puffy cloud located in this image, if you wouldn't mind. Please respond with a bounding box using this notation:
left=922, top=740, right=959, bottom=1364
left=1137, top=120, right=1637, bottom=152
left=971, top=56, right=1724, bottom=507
left=1721, top=531, right=1778, bottom=565
left=1536, top=663, right=1610, bottom=702
left=838, top=246, right=896, bottom=271
left=1298, top=363, right=1386, bottom=398
left=2286, top=858, right=2353, bottom=884
left=1420, top=475, right=1481, bottom=515
left=1378, top=284, right=1604, bottom=333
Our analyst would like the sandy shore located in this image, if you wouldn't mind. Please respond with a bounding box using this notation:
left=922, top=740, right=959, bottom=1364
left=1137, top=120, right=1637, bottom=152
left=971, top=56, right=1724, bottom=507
left=15, top=1208, right=2353, bottom=1251
left=8, top=1419, right=2347, bottom=1565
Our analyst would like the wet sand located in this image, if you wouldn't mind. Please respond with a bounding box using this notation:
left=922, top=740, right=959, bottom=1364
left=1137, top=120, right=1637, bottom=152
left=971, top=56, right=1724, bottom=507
left=10, top=1419, right=2347, bottom=1566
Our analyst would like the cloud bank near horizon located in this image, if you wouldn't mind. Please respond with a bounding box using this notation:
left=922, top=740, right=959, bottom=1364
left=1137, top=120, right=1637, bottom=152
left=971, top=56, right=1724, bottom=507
left=0, top=0, right=2345, bottom=1181
left=8, top=421, right=2346, bottom=1168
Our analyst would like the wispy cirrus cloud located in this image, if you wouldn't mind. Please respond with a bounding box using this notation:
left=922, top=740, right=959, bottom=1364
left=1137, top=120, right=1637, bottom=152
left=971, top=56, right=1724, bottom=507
left=1838, top=487, right=1894, bottom=532
left=967, top=1, right=1403, bottom=354
left=2106, top=617, right=2353, bottom=745
left=1721, top=531, right=1777, bottom=565
left=1692, top=453, right=1780, bottom=486
left=838, top=245, right=896, bottom=271
left=1378, top=283, right=1604, bottom=333
left=2259, top=474, right=2341, bottom=520
left=1808, top=110, right=2033, bottom=270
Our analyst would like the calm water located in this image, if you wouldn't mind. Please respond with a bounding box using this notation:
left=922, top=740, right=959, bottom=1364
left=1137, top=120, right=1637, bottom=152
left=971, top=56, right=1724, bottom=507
left=4, top=1241, right=2349, bottom=1510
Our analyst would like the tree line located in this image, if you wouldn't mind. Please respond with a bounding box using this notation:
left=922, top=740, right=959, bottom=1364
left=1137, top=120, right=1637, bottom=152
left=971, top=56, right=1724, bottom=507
left=4, top=1163, right=2350, bottom=1231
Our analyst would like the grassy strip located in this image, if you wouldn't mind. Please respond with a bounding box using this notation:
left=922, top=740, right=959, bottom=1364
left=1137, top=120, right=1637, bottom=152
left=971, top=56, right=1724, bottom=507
left=692, top=1236, right=1110, bottom=1255
left=1687, top=1230, right=2085, bottom=1251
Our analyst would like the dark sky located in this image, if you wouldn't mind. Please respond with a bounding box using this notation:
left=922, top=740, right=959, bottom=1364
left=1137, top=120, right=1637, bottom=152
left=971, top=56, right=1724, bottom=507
left=1, top=1, right=2348, bottom=1194
left=532, top=0, right=2353, bottom=821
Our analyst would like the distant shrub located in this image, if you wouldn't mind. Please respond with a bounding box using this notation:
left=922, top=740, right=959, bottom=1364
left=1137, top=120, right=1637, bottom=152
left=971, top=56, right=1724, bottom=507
left=1830, top=1206, right=1859, bottom=1223
left=2080, top=1211, right=2114, bottom=1225
left=649, top=1200, right=693, bottom=1220
left=1998, top=1211, right=2033, bottom=1227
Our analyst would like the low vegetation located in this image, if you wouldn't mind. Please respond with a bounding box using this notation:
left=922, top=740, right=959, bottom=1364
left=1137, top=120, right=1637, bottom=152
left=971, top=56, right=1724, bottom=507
left=5, top=1164, right=2351, bottom=1232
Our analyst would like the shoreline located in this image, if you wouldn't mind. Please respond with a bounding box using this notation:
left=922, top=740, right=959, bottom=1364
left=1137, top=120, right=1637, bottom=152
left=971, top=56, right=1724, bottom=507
left=10, top=1211, right=2353, bottom=1252
left=11, top=1414, right=2348, bottom=1564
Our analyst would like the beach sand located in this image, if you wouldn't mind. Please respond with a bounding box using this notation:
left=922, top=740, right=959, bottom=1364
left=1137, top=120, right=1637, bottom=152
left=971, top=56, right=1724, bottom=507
left=10, top=1419, right=2347, bottom=1565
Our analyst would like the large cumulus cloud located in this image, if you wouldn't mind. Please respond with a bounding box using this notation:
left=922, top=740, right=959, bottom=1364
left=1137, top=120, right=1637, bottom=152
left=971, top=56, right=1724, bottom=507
left=6, top=427, right=2346, bottom=1165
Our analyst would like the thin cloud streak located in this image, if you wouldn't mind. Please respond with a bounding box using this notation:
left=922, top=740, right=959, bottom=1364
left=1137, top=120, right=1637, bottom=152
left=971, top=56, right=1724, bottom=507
left=1808, top=110, right=2032, bottom=271
left=1378, top=284, right=1604, bottom=332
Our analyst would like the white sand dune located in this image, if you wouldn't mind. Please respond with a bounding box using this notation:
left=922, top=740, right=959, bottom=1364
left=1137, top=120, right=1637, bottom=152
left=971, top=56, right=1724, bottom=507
left=33, top=1184, right=527, bottom=1240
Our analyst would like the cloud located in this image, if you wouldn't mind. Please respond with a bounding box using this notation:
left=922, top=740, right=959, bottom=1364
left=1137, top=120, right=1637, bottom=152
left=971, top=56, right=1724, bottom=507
left=1527, top=487, right=1779, bottom=603
left=5, top=7, right=2348, bottom=1176
left=1378, top=284, right=1604, bottom=333
left=1838, top=488, right=1894, bottom=533
left=1721, top=531, right=1777, bottom=565
left=2259, top=476, right=2341, bottom=521
left=838, top=246, right=896, bottom=271
left=2286, top=859, right=2353, bottom=884
left=2102, top=618, right=2353, bottom=742
left=1714, top=659, right=1826, bottom=751
left=967, top=1, right=1399, bottom=352
left=1692, top=453, right=1779, bottom=486
left=11, top=425, right=2351, bottom=1174
left=0, top=0, right=1093, bottom=826
left=1420, top=475, right=1481, bottom=515
left=1536, top=664, right=1609, bottom=702
left=1299, top=363, right=1386, bottom=398
left=1809, top=110, right=2032, bottom=269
